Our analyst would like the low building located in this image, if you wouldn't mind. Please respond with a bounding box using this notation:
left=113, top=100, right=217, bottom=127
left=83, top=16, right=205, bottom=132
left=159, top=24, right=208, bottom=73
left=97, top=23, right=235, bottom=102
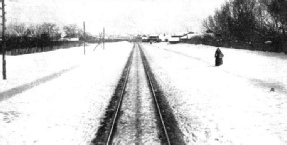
left=169, top=36, right=181, bottom=43
left=141, top=35, right=148, bottom=42
left=169, top=33, right=185, bottom=43
left=147, top=35, right=160, bottom=42
left=61, top=36, right=80, bottom=41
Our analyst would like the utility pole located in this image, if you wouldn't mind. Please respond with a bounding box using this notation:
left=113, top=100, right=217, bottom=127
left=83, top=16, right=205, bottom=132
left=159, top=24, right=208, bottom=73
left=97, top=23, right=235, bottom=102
left=103, top=27, right=105, bottom=49
left=83, top=21, right=85, bottom=55
left=1, top=0, right=7, bottom=80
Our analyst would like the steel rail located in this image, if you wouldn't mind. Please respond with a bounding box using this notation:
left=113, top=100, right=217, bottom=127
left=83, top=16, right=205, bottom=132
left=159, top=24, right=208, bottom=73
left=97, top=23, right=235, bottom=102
left=105, top=44, right=135, bottom=145
left=138, top=43, right=171, bottom=145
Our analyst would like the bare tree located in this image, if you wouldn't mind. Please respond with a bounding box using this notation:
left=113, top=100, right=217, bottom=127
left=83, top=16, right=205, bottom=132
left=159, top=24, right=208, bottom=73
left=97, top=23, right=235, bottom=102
left=203, top=0, right=258, bottom=41
left=265, top=0, right=287, bottom=36
left=6, top=23, right=27, bottom=36
left=63, top=24, right=79, bottom=38
left=40, top=23, right=61, bottom=40
left=202, top=15, right=216, bottom=32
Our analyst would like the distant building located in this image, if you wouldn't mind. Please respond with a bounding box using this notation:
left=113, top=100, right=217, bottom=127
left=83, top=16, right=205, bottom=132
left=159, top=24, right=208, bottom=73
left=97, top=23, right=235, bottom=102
left=147, top=35, right=160, bottom=42
left=159, top=34, right=167, bottom=42
left=169, top=33, right=185, bottom=43
left=61, top=36, right=80, bottom=41
left=169, top=36, right=181, bottom=43
left=180, top=32, right=197, bottom=42
left=141, top=35, right=148, bottom=42
left=69, top=37, right=80, bottom=41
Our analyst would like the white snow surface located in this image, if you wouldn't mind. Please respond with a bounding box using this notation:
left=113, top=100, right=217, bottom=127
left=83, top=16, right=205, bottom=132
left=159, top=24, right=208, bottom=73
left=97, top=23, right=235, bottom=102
left=142, top=42, right=287, bottom=145
left=1, top=41, right=287, bottom=145
left=0, top=42, right=133, bottom=145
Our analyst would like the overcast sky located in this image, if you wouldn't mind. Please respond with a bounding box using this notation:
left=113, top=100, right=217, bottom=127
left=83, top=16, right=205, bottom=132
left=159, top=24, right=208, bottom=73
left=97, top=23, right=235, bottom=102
left=6, top=0, right=226, bottom=35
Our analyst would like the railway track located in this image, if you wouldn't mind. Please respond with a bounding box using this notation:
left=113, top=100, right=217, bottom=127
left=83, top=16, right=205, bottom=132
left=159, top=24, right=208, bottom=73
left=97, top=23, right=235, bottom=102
left=138, top=43, right=171, bottom=145
left=91, top=42, right=184, bottom=145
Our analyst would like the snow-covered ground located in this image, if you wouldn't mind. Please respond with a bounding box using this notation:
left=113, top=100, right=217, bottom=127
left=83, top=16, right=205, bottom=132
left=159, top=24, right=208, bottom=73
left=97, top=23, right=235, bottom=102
left=142, top=42, right=287, bottom=145
left=0, top=42, right=133, bottom=145
left=1, top=41, right=287, bottom=145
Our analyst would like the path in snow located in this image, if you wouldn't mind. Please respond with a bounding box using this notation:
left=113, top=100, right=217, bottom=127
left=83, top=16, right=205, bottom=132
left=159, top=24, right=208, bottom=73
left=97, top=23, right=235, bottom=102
left=0, top=66, right=77, bottom=102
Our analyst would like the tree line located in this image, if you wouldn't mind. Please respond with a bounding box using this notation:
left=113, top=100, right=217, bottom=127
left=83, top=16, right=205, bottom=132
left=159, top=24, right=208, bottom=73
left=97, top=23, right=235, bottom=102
left=4, top=22, right=89, bottom=40
left=0, top=22, right=96, bottom=54
left=202, top=0, right=287, bottom=53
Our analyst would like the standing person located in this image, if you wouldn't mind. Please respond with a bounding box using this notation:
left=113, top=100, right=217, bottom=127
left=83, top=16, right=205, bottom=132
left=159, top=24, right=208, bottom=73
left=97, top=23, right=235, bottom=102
left=215, top=48, right=224, bottom=66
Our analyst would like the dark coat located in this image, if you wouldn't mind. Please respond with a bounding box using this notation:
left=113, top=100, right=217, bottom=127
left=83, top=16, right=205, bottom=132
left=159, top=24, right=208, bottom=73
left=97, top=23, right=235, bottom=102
left=215, top=48, right=224, bottom=66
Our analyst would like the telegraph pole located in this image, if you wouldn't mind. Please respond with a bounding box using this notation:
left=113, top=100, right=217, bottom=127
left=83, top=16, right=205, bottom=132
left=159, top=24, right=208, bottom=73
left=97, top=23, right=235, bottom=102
left=83, top=21, right=85, bottom=55
left=1, top=0, right=7, bottom=80
left=103, top=27, right=105, bottom=49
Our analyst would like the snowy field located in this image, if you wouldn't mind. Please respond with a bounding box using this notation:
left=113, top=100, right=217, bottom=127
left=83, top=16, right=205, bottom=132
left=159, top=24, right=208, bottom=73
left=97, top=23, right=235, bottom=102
left=1, top=41, right=287, bottom=145
left=142, top=42, right=287, bottom=145
left=0, top=42, right=133, bottom=145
